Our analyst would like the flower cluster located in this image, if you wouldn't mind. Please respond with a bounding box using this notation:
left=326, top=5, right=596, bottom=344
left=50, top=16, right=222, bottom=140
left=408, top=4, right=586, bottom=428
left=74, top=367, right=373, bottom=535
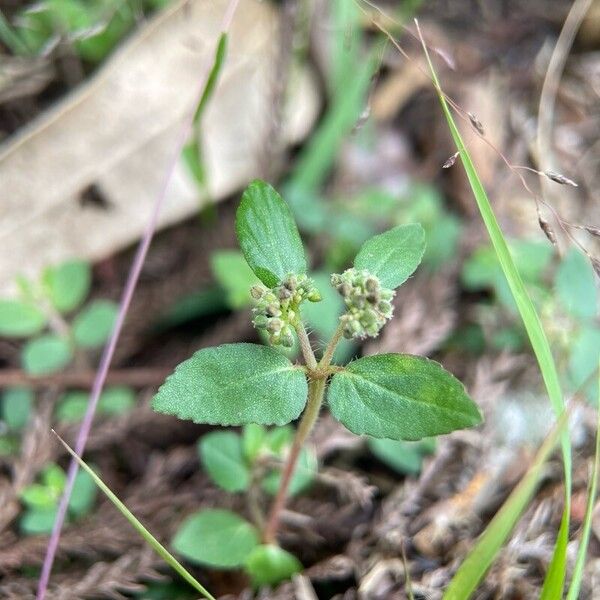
left=331, top=268, right=395, bottom=339
left=251, top=274, right=321, bottom=347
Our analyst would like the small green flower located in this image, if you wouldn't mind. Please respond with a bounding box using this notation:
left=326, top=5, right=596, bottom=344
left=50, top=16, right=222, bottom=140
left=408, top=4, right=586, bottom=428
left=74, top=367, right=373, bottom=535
left=251, top=273, right=321, bottom=347
left=331, top=268, right=395, bottom=339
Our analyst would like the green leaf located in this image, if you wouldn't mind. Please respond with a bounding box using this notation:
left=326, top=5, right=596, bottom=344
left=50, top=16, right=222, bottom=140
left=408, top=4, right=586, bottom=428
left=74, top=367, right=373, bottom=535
left=22, top=334, right=72, bottom=375
left=55, top=432, right=215, bottom=599
left=44, top=260, right=91, bottom=313
left=354, top=224, right=426, bottom=289
left=72, top=300, right=118, bottom=348
left=235, top=180, right=307, bottom=287
left=210, top=250, right=259, bottom=309
left=172, top=509, right=259, bottom=568
left=266, top=425, right=294, bottom=454
left=262, top=446, right=316, bottom=497
left=566, top=371, right=600, bottom=600
left=20, top=507, right=58, bottom=535
left=153, top=343, right=308, bottom=426
left=368, top=437, right=436, bottom=476
left=21, top=484, right=57, bottom=510
left=245, top=544, right=302, bottom=587
left=99, top=386, right=135, bottom=416
left=68, top=468, right=98, bottom=517
left=328, top=354, right=482, bottom=441
left=420, top=35, right=570, bottom=598
left=0, top=300, right=47, bottom=338
left=55, top=391, right=88, bottom=423
left=555, top=248, right=597, bottom=320
left=42, top=464, right=67, bottom=494
left=569, top=328, right=600, bottom=403
left=198, top=431, right=250, bottom=492
left=2, top=387, right=33, bottom=430
left=242, top=424, right=267, bottom=463
left=442, top=413, right=566, bottom=600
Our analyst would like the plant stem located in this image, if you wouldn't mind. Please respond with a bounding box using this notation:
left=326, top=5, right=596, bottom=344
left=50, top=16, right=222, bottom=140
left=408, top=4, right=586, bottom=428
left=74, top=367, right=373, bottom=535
left=321, top=322, right=345, bottom=367
left=263, top=375, right=325, bottom=543
left=295, top=320, right=317, bottom=370
left=263, top=321, right=345, bottom=543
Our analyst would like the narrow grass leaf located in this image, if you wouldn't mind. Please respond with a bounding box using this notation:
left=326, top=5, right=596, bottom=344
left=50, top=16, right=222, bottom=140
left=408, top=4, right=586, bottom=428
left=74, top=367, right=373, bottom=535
left=417, top=25, right=571, bottom=597
left=443, top=413, right=567, bottom=600
left=566, top=364, right=600, bottom=600
left=53, top=432, right=216, bottom=600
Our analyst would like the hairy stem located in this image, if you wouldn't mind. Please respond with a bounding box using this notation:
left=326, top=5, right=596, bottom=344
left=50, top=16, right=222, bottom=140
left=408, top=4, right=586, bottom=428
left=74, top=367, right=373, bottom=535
left=320, top=322, right=345, bottom=367
left=295, top=320, right=317, bottom=370
left=262, top=321, right=345, bottom=543
left=263, top=376, right=325, bottom=543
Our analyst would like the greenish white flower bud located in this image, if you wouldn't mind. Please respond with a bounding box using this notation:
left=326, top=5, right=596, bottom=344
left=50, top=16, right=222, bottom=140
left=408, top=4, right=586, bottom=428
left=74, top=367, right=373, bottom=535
left=331, top=268, right=395, bottom=339
left=250, top=272, right=321, bottom=347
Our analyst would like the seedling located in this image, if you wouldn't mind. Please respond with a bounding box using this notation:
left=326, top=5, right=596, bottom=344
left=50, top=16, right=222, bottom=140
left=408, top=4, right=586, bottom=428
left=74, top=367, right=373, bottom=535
left=0, top=260, right=135, bottom=451
left=153, top=180, right=482, bottom=586
left=462, top=241, right=599, bottom=402
left=19, top=462, right=97, bottom=535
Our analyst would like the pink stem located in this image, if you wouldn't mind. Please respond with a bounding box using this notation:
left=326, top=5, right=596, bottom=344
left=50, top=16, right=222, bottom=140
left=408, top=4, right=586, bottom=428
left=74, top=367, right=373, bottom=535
left=36, top=2, right=240, bottom=596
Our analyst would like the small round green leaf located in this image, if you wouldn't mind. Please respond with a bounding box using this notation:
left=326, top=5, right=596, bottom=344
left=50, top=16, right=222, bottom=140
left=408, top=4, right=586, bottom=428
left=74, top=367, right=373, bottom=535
left=98, top=386, right=135, bottom=416
left=20, top=508, right=58, bottom=535
left=172, top=509, right=259, bottom=568
left=2, top=387, right=33, bottom=430
left=0, top=300, right=47, bottom=338
left=328, top=354, right=482, bottom=441
left=152, top=343, right=308, bottom=426
left=262, top=446, right=316, bottom=497
left=22, top=335, right=72, bottom=375
left=354, top=223, right=426, bottom=289
left=55, top=391, right=88, bottom=423
left=68, top=468, right=98, bottom=517
left=72, top=300, right=118, bottom=348
left=199, top=431, right=250, bottom=492
left=211, top=250, right=260, bottom=309
left=242, top=423, right=267, bottom=463
left=235, top=180, right=307, bottom=287
left=21, top=484, right=57, bottom=510
left=555, top=248, right=597, bottom=320
left=368, top=437, right=436, bottom=475
left=44, top=260, right=91, bottom=313
left=245, top=544, right=302, bottom=587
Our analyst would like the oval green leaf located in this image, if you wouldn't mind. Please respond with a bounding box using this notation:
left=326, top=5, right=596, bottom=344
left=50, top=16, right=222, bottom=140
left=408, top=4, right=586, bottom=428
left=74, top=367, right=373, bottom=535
left=22, top=335, right=72, bottom=375
left=172, top=509, right=259, bottom=568
left=72, top=300, right=118, bottom=348
left=2, top=387, right=33, bottom=430
left=555, top=248, right=597, bottom=320
left=0, top=300, right=47, bottom=338
left=199, top=431, right=250, bottom=492
left=354, top=223, right=425, bottom=289
left=44, top=260, right=91, bottom=313
left=328, top=354, right=482, bottom=441
left=235, top=180, right=307, bottom=287
left=152, top=343, right=308, bottom=426
left=245, top=544, right=302, bottom=587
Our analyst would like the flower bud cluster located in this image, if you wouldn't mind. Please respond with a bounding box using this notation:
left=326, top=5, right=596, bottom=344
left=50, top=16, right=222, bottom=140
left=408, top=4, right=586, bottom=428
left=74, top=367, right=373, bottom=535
left=331, top=268, right=395, bottom=339
left=251, top=274, right=321, bottom=347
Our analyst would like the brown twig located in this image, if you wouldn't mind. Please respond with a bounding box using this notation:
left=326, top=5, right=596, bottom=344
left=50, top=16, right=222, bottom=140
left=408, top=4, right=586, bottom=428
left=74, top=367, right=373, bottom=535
left=0, top=367, right=172, bottom=390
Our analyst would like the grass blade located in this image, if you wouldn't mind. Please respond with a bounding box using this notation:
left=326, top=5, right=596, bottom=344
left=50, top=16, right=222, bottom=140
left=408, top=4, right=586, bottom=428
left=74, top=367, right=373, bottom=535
left=566, top=365, right=600, bottom=600
left=53, top=431, right=216, bottom=600
left=442, top=413, right=567, bottom=600
left=414, top=19, right=571, bottom=598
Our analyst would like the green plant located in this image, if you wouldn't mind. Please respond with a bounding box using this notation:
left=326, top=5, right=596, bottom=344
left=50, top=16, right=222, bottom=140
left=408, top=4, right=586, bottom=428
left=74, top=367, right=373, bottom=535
left=19, top=462, right=97, bottom=535
left=462, top=242, right=599, bottom=403
left=0, top=1, right=168, bottom=63
left=152, top=179, right=482, bottom=586
left=0, top=260, right=135, bottom=454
